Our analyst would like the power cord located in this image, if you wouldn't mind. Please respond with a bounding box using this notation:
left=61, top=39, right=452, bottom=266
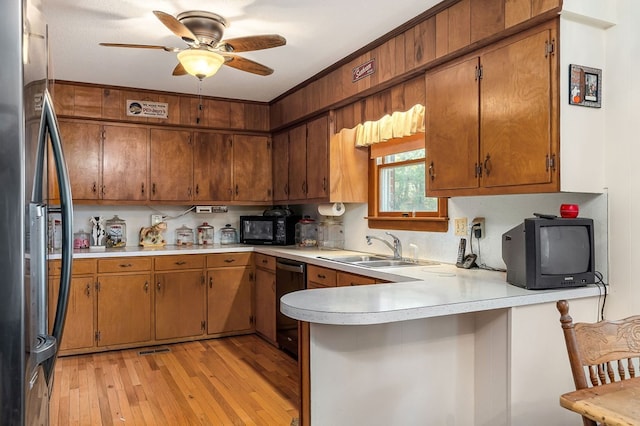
left=468, top=222, right=506, bottom=272
left=593, top=270, right=608, bottom=321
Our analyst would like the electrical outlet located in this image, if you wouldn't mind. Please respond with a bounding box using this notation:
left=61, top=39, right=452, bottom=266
left=151, top=214, right=163, bottom=225
left=454, top=218, right=468, bottom=236
left=471, top=217, right=485, bottom=239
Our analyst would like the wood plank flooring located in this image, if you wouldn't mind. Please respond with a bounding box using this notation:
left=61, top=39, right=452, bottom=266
left=50, top=335, right=299, bottom=426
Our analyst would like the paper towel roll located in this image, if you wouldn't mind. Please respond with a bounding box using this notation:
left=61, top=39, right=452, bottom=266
left=318, top=202, right=345, bottom=216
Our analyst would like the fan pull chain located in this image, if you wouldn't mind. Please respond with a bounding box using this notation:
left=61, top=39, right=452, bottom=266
left=196, top=81, right=203, bottom=124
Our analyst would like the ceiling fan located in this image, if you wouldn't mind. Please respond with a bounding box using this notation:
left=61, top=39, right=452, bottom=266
left=100, top=10, right=286, bottom=80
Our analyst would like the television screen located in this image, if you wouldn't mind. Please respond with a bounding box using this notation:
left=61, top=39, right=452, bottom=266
left=539, top=226, right=591, bottom=275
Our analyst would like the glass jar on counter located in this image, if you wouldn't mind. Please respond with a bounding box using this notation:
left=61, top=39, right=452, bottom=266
left=220, top=224, right=237, bottom=245
left=176, top=224, right=194, bottom=246
left=295, top=216, right=317, bottom=247
left=105, top=215, right=126, bottom=248
left=317, top=217, right=344, bottom=250
left=197, top=222, right=214, bottom=245
left=73, top=230, right=90, bottom=249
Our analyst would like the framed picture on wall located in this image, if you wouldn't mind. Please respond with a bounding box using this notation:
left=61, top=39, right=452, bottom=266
left=569, top=64, right=602, bottom=108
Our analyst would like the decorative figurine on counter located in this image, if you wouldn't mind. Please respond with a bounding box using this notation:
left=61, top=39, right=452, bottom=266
left=89, top=216, right=105, bottom=248
left=139, top=222, right=167, bottom=247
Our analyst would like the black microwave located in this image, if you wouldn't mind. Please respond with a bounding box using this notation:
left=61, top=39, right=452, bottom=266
left=239, top=215, right=300, bottom=245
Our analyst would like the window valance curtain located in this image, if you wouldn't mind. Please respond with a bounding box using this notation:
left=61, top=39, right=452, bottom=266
left=343, top=104, right=424, bottom=148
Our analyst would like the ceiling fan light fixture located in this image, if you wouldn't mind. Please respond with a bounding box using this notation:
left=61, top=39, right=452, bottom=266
left=177, top=49, right=225, bottom=80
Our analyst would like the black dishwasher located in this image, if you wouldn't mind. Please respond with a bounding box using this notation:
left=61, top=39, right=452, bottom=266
left=275, top=258, right=306, bottom=358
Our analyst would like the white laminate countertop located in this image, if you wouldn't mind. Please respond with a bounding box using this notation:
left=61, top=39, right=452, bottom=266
left=49, top=244, right=603, bottom=326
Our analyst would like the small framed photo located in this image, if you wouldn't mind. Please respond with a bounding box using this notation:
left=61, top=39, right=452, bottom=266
left=569, top=64, right=602, bottom=108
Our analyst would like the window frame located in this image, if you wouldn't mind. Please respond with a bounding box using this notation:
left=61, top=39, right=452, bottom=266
left=366, top=134, right=448, bottom=232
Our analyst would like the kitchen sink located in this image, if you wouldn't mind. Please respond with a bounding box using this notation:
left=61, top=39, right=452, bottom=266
left=319, top=254, right=390, bottom=263
left=318, top=255, right=438, bottom=268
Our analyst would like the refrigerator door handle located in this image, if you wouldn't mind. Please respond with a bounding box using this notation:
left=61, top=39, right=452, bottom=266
left=33, top=89, right=74, bottom=383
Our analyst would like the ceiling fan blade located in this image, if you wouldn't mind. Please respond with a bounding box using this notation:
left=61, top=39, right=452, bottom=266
left=99, top=42, right=180, bottom=52
left=153, top=10, right=199, bottom=46
left=218, top=34, right=286, bottom=52
left=172, top=63, right=187, bottom=76
left=223, top=54, right=274, bottom=76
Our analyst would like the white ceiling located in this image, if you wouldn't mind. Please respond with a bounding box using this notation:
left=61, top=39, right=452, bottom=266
left=43, top=0, right=442, bottom=102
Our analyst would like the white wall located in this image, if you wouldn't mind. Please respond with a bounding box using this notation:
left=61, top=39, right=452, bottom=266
left=603, top=0, right=640, bottom=318
left=300, top=192, right=608, bottom=275
left=71, top=205, right=265, bottom=246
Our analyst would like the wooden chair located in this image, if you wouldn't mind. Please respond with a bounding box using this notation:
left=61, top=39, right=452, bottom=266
left=557, top=300, right=640, bottom=426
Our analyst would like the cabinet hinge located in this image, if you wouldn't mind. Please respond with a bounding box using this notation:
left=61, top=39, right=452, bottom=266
left=475, top=65, right=483, bottom=80
left=475, top=163, right=483, bottom=178
left=545, top=39, right=555, bottom=57
left=95, top=331, right=101, bottom=342
left=95, top=281, right=100, bottom=292
left=546, top=154, right=556, bottom=171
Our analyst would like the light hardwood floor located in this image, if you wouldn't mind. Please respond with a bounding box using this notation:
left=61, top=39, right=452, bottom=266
left=50, top=335, right=299, bottom=425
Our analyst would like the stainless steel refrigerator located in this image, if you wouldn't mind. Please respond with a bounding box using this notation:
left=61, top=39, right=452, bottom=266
left=1, top=0, right=73, bottom=424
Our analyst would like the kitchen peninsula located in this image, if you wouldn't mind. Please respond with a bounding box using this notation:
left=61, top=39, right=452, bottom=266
left=51, top=245, right=602, bottom=425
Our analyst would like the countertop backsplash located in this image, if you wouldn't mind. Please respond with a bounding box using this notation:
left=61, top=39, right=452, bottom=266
left=72, top=205, right=266, bottom=246
left=68, top=191, right=608, bottom=282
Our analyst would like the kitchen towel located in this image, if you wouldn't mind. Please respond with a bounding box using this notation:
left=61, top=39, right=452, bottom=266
left=318, top=203, right=346, bottom=216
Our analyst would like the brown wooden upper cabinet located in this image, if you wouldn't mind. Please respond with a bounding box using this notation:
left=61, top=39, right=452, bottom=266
left=425, top=22, right=557, bottom=197
left=193, top=132, right=233, bottom=202
left=232, top=135, right=273, bottom=202
left=50, top=120, right=149, bottom=203
left=273, top=115, right=329, bottom=203
left=149, top=128, right=193, bottom=202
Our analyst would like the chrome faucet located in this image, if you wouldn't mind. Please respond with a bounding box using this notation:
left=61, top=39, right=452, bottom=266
left=365, top=232, right=403, bottom=259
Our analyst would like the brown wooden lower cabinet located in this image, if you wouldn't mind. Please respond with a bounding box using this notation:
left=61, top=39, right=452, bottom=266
left=154, top=255, right=206, bottom=341
left=254, top=254, right=277, bottom=345
left=48, top=254, right=386, bottom=357
left=206, top=253, right=254, bottom=335
left=48, top=259, right=96, bottom=352
left=96, top=273, right=152, bottom=347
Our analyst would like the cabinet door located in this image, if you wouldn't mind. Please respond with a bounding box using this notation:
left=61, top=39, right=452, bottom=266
left=207, top=267, right=253, bottom=335
left=480, top=29, right=553, bottom=188
left=288, top=124, right=307, bottom=200
left=193, top=132, right=233, bottom=201
left=150, top=128, right=193, bottom=201
left=58, top=121, right=102, bottom=200
left=232, top=135, right=272, bottom=201
left=48, top=276, right=95, bottom=351
left=425, top=56, right=480, bottom=193
left=102, top=125, right=149, bottom=201
left=97, top=273, right=152, bottom=346
left=306, top=115, right=329, bottom=199
left=155, top=271, right=206, bottom=340
left=272, top=131, right=290, bottom=202
left=254, top=267, right=276, bottom=344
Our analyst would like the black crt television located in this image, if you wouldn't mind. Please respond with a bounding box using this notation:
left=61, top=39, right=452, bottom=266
left=502, top=217, right=595, bottom=290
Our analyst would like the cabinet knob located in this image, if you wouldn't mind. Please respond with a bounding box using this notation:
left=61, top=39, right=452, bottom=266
left=141, top=183, right=145, bottom=195
left=175, top=261, right=186, bottom=265
left=209, top=276, right=213, bottom=288
left=156, top=282, right=161, bottom=291
left=235, top=184, right=239, bottom=196
left=195, top=184, right=199, bottom=195
left=85, top=283, right=91, bottom=297
left=119, top=263, right=132, bottom=268
left=92, top=182, right=97, bottom=193
left=224, top=258, right=236, bottom=263
left=152, top=183, right=156, bottom=195
left=428, top=162, right=435, bottom=181
left=317, top=274, right=326, bottom=279
left=144, top=281, right=149, bottom=293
